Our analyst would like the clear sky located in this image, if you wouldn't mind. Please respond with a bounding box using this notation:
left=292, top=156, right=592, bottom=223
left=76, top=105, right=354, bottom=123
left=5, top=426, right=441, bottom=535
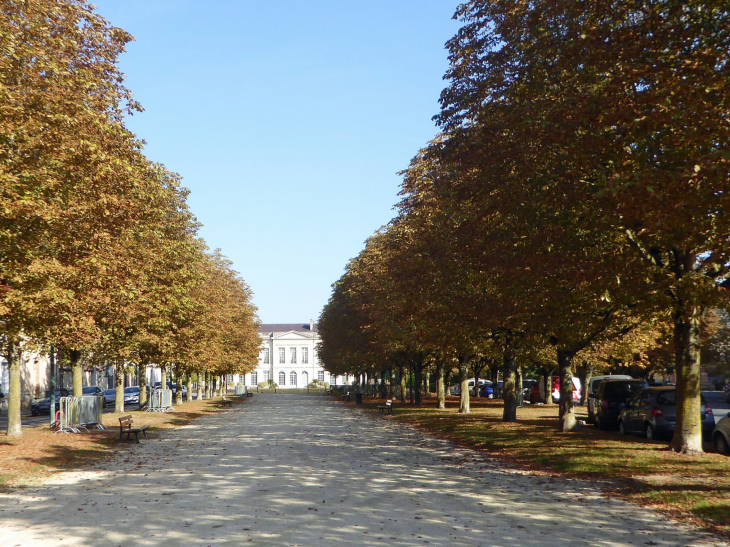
left=91, top=1, right=460, bottom=323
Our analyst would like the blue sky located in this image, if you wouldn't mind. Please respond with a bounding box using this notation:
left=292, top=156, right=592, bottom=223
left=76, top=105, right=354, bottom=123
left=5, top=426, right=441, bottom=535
left=91, top=1, right=460, bottom=323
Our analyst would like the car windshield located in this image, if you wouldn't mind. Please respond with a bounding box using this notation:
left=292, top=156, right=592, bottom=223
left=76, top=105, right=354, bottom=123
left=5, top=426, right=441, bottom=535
left=603, top=381, right=646, bottom=400
left=656, top=390, right=707, bottom=405
left=43, top=390, right=65, bottom=398
left=82, top=387, right=96, bottom=394
left=124, top=387, right=139, bottom=393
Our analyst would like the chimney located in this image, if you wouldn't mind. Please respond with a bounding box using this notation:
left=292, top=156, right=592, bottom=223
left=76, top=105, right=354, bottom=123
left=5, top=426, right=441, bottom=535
left=310, top=319, right=314, bottom=332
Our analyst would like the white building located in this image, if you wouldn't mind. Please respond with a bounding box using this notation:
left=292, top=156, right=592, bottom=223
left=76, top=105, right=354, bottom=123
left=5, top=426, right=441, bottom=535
left=237, top=321, right=342, bottom=389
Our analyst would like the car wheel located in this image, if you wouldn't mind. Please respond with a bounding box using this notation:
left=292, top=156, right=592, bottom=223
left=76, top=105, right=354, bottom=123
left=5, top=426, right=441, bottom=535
left=619, top=421, right=627, bottom=436
left=645, top=423, right=655, bottom=440
left=714, top=433, right=730, bottom=456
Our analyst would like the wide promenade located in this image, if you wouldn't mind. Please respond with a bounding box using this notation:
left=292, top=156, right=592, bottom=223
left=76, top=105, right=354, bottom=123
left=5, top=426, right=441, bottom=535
left=0, top=394, right=722, bottom=546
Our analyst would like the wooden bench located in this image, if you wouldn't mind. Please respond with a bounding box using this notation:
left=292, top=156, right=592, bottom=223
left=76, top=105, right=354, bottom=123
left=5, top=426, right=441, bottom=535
left=118, top=415, right=149, bottom=443
left=377, top=399, right=394, bottom=415
left=221, top=397, right=233, bottom=408
left=342, top=391, right=351, bottom=402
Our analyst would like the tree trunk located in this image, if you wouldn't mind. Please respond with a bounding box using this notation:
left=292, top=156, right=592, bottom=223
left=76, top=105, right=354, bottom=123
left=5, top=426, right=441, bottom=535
left=472, top=363, right=484, bottom=398
left=205, top=371, right=211, bottom=398
left=558, top=350, right=577, bottom=431
left=516, top=363, right=523, bottom=406
left=70, top=349, right=83, bottom=396
left=669, top=302, right=704, bottom=454
left=459, top=358, right=470, bottom=414
left=161, top=367, right=167, bottom=391
left=380, top=370, right=387, bottom=398
left=5, top=342, right=22, bottom=437
left=543, top=367, right=553, bottom=404
left=579, top=362, right=593, bottom=406
left=502, top=351, right=517, bottom=422
left=175, top=370, right=183, bottom=405
left=197, top=371, right=204, bottom=401
left=436, top=361, right=446, bottom=410
left=414, top=365, right=423, bottom=406
left=114, top=362, right=125, bottom=413
left=399, top=364, right=406, bottom=404
left=139, top=364, right=148, bottom=406
left=186, top=374, right=193, bottom=403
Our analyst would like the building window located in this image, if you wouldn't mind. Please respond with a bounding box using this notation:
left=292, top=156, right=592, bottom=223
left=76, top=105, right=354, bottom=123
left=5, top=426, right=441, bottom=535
left=302, top=371, right=308, bottom=386
left=290, top=347, right=297, bottom=364
left=302, top=347, right=308, bottom=364
left=279, top=371, right=285, bottom=386
left=251, top=371, right=258, bottom=385
left=279, top=348, right=285, bottom=364
left=263, top=370, right=269, bottom=382
left=290, top=371, right=297, bottom=387
left=318, top=370, right=324, bottom=382
left=263, top=348, right=270, bottom=364
left=330, top=375, right=336, bottom=385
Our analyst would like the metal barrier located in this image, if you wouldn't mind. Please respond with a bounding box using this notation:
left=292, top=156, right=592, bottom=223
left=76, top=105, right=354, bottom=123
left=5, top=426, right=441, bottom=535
left=56, top=396, right=105, bottom=433
left=235, top=384, right=244, bottom=396
left=147, top=389, right=174, bottom=412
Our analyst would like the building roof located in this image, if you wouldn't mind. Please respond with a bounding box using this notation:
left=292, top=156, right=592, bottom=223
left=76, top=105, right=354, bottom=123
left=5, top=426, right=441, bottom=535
left=258, top=323, right=318, bottom=334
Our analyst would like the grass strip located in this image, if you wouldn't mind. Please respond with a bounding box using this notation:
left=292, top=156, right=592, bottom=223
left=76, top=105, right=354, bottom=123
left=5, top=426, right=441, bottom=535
left=0, top=395, right=245, bottom=491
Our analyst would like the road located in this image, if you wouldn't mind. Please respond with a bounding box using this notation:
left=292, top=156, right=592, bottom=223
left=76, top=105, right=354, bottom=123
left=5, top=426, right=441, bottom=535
left=0, top=394, right=724, bottom=546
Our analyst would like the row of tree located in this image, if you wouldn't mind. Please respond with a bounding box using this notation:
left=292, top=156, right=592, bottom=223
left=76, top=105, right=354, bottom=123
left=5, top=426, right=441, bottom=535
left=319, top=0, right=730, bottom=454
left=1, top=0, right=261, bottom=436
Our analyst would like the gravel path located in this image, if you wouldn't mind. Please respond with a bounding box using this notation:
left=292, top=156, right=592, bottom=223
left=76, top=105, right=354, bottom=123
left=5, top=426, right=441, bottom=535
left=0, top=394, right=723, bottom=547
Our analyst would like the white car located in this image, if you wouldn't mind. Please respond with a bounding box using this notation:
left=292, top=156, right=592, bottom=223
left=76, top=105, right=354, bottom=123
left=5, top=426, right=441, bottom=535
left=713, top=414, right=730, bottom=455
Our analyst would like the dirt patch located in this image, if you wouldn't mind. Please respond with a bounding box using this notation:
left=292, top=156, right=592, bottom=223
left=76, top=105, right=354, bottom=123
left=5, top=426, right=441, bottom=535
left=0, top=395, right=245, bottom=490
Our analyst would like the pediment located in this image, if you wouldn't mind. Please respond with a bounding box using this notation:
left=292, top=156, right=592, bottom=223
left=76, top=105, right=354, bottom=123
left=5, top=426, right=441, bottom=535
left=272, top=331, right=315, bottom=341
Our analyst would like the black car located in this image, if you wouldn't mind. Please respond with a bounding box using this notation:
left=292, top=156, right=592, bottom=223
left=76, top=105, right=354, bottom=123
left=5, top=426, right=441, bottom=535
left=31, top=389, right=71, bottom=416
left=103, top=388, right=116, bottom=407
left=594, top=379, right=649, bottom=430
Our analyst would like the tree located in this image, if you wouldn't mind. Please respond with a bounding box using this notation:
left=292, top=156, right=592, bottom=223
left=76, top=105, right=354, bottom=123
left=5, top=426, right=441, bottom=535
left=434, top=0, right=730, bottom=450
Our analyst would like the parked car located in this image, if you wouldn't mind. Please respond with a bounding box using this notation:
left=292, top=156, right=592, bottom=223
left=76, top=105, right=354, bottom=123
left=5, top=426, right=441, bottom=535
left=31, top=388, right=70, bottom=416
left=82, top=385, right=106, bottom=407
left=551, top=376, right=582, bottom=403
left=522, top=379, right=538, bottom=401
left=124, top=386, right=140, bottom=405
left=713, top=414, right=730, bottom=455
left=479, top=382, right=494, bottom=399
left=618, top=386, right=715, bottom=440
left=103, top=389, right=116, bottom=407
left=450, top=379, right=487, bottom=397
left=586, top=375, right=633, bottom=424
left=530, top=376, right=582, bottom=404
left=594, top=379, right=649, bottom=430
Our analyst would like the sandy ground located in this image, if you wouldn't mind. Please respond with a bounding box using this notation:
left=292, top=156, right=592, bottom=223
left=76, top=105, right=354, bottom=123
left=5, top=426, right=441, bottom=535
left=0, top=394, right=724, bottom=547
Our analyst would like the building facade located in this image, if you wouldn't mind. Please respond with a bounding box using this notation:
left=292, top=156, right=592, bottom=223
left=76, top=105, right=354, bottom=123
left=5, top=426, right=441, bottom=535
left=237, top=321, right=342, bottom=389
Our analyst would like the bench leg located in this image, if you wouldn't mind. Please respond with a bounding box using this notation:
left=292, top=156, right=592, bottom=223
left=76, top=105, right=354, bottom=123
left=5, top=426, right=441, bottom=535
left=142, top=429, right=148, bottom=440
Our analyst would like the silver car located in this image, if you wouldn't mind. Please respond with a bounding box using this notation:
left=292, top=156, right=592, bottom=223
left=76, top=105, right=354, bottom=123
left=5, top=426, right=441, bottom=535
left=618, top=387, right=715, bottom=441
left=713, top=414, right=730, bottom=455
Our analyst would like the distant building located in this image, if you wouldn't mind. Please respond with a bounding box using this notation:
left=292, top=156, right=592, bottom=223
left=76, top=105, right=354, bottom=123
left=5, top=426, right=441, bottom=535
left=237, top=320, right=342, bottom=389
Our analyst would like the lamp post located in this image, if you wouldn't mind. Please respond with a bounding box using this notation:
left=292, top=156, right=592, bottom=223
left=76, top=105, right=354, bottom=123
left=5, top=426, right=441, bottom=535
left=49, top=345, right=56, bottom=427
